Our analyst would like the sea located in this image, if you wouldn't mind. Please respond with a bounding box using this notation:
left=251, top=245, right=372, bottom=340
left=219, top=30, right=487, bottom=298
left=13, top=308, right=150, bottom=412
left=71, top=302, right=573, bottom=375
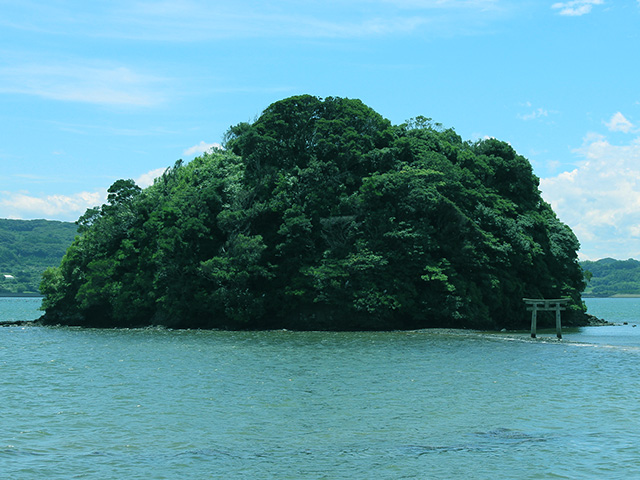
left=1, top=296, right=640, bottom=479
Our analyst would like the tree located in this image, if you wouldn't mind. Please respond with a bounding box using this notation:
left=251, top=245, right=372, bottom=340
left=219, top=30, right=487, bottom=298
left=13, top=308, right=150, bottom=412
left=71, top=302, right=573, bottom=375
left=40, top=95, right=588, bottom=330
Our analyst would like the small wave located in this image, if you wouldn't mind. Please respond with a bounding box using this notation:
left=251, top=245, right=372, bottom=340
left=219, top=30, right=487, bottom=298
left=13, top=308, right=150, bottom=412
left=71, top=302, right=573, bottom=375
left=174, top=448, right=237, bottom=458
left=0, top=447, right=46, bottom=457
left=401, top=428, right=550, bottom=457
left=472, top=330, right=640, bottom=352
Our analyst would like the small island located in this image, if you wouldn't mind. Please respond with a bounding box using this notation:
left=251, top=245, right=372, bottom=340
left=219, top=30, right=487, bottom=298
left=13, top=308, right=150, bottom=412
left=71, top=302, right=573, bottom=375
left=39, top=95, right=588, bottom=330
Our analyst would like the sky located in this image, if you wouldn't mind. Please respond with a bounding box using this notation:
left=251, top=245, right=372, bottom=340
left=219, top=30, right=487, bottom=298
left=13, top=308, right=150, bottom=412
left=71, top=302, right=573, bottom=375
left=1, top=0, right=639, bottom=260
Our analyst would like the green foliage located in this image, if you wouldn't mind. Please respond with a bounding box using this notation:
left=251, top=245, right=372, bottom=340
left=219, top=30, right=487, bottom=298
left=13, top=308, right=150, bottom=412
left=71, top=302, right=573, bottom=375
left=40, top=95, right=587, bottom=330
left=580, top=258, right=640, bottom=296
left=0, top=219, right=77, bottom=295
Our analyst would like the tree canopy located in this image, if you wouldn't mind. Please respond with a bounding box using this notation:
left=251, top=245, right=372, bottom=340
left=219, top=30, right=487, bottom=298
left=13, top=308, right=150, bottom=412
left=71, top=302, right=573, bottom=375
left=39, top=95, right=587, bottom=330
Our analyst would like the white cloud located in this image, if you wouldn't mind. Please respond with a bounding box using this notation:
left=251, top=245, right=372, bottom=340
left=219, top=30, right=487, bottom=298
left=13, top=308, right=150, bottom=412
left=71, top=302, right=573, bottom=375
left=605, top=112, right=634, bottom=133
left=0, top=165, right=181, bottom=221
left=1, top=0, right=510, bottom=41
left=540, top=133, right=640, bottom=259
left=517, top=101, right=555, bottom=121
left=519, top=107, right=549, bottom=121
left=381, top=0, right=488, bottom=5
left=0, top=62, right=166, bottom=107
left=183, top=141, right=222, bottom=157
left=551, top=0, right=604, bottom=16
left=0, top=190, right=106, bottom=221
left=120, top=5, right=433, bottom=39
left=374, top=0, right=501, bottom=10
left=136, top=168, right=168, bottom=189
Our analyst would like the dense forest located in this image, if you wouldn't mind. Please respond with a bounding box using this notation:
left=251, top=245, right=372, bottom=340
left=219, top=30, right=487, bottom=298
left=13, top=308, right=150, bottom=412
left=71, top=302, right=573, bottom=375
left=39, top=95, right=587, bottom=330
left=581, top=258, right=640, bottom=297
left=0, top=219, right=77, bottom=295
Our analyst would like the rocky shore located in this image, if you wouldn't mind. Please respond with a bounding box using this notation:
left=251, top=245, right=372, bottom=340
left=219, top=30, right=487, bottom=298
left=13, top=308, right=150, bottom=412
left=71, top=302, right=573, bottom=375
left=584, top=314, right=612, bottom=326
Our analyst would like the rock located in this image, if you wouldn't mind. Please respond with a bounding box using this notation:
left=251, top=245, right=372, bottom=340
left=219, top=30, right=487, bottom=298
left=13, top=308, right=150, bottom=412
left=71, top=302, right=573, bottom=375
left=584, top=314, right=612, bottom=326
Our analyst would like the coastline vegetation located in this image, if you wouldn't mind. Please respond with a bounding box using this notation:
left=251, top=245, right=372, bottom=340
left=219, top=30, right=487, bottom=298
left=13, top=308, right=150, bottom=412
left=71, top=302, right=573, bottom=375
left=581, top=258, right=640, bottom=297
left=39, top=95, right=587, bottom=330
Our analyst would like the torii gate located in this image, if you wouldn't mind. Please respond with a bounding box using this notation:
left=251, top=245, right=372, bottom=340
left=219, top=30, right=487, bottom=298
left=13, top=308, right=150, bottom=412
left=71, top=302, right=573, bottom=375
left=523, top=298, right=571, bottom=339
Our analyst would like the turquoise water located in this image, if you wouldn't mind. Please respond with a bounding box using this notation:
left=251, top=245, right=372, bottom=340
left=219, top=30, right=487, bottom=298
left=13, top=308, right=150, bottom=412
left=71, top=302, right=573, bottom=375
left=1, top=297, right=640, bottom=479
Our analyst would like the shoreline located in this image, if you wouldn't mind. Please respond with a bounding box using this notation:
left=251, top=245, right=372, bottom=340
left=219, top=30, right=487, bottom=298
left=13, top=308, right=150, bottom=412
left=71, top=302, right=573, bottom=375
left=0, top=293, right=44, bottom=298
left=4, top=293, right=637, bottom=299
left=583, top=294, right=640, bottom=298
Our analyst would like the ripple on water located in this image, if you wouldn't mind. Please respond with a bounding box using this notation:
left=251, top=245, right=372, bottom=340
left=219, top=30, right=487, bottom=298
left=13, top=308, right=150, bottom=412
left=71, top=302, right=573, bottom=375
left=1, top=322, right=640, bottom=479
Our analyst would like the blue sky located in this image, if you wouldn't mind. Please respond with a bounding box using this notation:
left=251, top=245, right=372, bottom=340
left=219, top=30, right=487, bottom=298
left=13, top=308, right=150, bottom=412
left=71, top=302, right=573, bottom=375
left=1, top=0, right=639, bottom=260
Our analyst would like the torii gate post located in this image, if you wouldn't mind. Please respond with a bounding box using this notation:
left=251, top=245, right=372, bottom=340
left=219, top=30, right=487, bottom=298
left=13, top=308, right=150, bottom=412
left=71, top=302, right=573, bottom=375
left=523, top=298, right=570, bottom=339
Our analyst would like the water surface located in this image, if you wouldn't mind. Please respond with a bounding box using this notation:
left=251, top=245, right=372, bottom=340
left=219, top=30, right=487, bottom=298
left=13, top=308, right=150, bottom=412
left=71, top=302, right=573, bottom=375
left=1, top=297, right=639, bottom=479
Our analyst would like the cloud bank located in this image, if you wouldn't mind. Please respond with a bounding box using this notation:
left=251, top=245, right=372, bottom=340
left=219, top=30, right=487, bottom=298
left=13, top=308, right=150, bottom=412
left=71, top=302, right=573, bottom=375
left=540, top=120, right=640, bottom=259
left=0, top=167, right=169, bottom=221
left=0, top=191, right=105, bottom=222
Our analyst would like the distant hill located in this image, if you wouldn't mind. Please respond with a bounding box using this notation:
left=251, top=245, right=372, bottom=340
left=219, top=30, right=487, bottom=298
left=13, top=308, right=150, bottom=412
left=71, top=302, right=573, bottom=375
left=580, top=258, right=640, bottom=297
left=0, top=219, right=78, bottom=295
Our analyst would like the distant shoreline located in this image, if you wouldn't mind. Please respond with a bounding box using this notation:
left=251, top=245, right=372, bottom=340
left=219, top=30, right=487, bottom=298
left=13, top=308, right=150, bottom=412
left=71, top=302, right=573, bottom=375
left=3, top=292, right=638, bottom=300
left=0, top=293, right=44, bottom=298
left=8, top=293, right=640, bottom=299
left=582, top=294, right=640, bottom=298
